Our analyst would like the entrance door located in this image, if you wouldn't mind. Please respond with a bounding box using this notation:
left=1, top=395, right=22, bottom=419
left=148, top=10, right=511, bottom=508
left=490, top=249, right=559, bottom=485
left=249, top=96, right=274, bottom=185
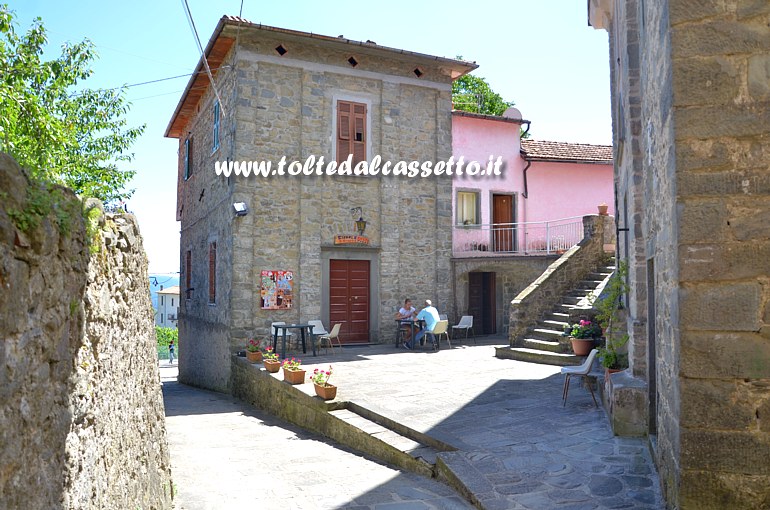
left=492, top=194, right=515, bottom=252
left=329, top=260, right=370, bottom=343
left=468, top=272, right=496, bottom=335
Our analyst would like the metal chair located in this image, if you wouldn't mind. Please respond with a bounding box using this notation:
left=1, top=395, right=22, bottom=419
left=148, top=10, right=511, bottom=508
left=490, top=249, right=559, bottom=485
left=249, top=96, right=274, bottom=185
left=451, top=315, right=475, bottom=343
left=561, top=349, right=599, bottom=407
left=318, top=323, right=342, bottom=354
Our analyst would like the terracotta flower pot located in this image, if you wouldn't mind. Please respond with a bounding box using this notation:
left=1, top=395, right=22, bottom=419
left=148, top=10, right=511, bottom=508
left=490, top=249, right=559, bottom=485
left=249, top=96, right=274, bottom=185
left=263, top=359, right=281, bottom=373
left=598, top=203, right=609, bottom=216
left=570, top=337, right=594, bottom=356
left=314, top=383, right=337, bottom=400
left=283, top=368, right=306, bottom=384
left=246, top=350, right=262, bottom=363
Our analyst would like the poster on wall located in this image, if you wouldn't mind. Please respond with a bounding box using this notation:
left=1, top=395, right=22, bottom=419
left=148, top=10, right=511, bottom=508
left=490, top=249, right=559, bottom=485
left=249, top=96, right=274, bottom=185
left=260, top=270, right=294, bottom=309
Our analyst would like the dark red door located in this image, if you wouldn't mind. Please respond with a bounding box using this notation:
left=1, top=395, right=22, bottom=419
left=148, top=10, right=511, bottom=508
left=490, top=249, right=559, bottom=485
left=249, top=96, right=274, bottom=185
left=329, top=260, right=370, bottom=343
left=492, top=194, right=515, bottom=252
left=468, top=272, right=496, bottom=335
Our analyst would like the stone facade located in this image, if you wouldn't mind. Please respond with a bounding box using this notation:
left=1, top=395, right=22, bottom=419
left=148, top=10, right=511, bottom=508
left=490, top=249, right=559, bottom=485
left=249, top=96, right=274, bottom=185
left=0, top=154, right=172, bottom=509
left=166, top=18, right=476, bottom=391
left=591, top=0, right=770, bottom=507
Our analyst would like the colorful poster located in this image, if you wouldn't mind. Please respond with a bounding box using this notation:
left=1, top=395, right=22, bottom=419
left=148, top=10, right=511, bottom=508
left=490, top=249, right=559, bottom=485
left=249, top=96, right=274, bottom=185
left=260, top=270, right=294, bottom=309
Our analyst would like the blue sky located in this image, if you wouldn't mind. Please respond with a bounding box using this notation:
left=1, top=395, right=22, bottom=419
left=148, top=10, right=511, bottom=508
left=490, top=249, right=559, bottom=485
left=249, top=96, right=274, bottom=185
left=12, top=1, right=611, bottom=273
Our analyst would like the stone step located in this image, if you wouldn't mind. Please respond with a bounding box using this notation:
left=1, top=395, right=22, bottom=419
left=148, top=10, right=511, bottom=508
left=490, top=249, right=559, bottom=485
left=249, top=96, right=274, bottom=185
left=328, top=408, right=441, bottom=465
left=575, top=280, right=605, bottom=289
left=588, top=271, right=613, bottom=279
left=495, top=347, right=583, bottom=366
left=542, top=319, right=569, bottom=329
left=531, top=327, right=565, bottom=339
left=521, top=338, right=564, bottom=353
left=546, top=312, right=571, bottom=322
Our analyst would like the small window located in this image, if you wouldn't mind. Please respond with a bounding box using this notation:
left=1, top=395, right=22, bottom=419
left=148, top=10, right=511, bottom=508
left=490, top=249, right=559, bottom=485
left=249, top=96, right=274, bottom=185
left=457, top=191, right=480, bottom=225
left=212, top=101, right=220, bottom=152
left=336, top=100, right=367, bottom=165
left=208, top=242, right=217, bottom=304
left=161, top=296, right=165, bottom=306
left=161, top=314, right=164, bottom=323
left=184, top=138, right=193, bottom=180
left=171, top=298, right=175, bottom=307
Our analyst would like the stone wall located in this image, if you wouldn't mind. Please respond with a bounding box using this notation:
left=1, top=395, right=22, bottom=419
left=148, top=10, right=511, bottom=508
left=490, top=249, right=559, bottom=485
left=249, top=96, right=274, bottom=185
left=0, top=154, right=172, bottom=509
left=508, top=215, right=611, bottom=345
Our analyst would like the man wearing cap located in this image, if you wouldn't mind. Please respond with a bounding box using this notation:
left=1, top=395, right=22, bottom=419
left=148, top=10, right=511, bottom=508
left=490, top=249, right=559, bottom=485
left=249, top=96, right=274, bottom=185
left=406, top=299, right=440, bottom=349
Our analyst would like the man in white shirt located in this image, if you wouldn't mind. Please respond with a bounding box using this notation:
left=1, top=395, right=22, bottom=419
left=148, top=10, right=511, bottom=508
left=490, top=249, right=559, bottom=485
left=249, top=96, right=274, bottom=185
left=408, top=299, right=440, bottom=349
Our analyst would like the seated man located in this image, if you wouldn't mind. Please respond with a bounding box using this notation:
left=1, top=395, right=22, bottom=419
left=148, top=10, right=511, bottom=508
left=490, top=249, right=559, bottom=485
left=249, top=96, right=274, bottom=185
left=406, top=299, right=440, bottom=349
left=395, top=298, right=417, bottom=342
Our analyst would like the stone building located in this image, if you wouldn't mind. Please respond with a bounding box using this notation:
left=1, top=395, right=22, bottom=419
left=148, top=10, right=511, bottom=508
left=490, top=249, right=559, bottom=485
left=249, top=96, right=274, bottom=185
left=589, top=0, right=770, bottom=507
left=165, top=16, right=476, bottom=391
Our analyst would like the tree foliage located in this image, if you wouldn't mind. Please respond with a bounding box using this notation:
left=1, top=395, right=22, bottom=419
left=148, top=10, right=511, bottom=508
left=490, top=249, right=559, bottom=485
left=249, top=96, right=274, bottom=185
left=0, top=5, right=143, bottom=203
left=452, top=60, right=515, bottom=116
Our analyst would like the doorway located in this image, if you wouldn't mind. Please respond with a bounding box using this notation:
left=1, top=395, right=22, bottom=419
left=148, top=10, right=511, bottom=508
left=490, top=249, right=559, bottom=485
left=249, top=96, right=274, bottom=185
left=329, top=259, right=370, bottom=343
left=492, top=194, right=516, bottom=252
left=468, top=272, right=496, bottom=335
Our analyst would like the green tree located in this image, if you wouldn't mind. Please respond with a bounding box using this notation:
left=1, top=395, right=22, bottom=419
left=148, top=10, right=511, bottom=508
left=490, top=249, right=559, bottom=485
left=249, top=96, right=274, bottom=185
left=452, top=60, right=515, bottom=116
left=0, top=5, right=143, bottom=203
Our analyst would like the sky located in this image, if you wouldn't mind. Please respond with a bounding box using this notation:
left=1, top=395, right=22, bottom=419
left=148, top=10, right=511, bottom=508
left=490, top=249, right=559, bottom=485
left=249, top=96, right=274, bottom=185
left=12, top=1, right=612, bottom=274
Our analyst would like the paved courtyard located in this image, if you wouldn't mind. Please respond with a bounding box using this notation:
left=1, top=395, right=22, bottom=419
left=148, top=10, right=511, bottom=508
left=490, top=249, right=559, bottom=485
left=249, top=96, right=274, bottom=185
left=161, top=337, right=663, bottom=509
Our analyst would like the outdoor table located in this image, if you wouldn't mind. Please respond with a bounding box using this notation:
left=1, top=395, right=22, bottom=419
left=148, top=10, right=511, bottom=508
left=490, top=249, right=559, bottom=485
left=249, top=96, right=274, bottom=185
left=395, top=318, right=425, bottom=348
left=272, top=323, right=316, bottom=359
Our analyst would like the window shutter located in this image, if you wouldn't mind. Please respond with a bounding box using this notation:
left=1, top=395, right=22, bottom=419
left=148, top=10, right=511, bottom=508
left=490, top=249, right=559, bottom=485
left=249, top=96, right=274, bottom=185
left=336, top=100, right=366, bottom=165
left=185, top=250, right=192, bottom=298
left=208, top=242, right=217, bottom=304
left=352, top=103, right=366, bottom=165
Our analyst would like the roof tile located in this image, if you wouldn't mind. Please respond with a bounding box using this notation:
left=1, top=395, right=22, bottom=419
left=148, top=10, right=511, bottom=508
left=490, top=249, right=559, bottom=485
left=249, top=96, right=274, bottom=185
left=521, top=139, right=613, bottom=164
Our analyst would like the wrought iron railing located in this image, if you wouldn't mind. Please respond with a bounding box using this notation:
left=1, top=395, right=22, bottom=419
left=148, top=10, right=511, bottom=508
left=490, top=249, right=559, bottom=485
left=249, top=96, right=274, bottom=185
left=452, top=216, right=584, bottom=257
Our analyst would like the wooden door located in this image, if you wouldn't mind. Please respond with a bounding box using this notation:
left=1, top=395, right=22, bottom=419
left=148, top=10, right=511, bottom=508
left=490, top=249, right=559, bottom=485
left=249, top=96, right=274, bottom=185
left=468, top=272, right=496, bottom=335
left=329, top=260, right=370, bottom=343
left=492, top=194, right=515, bottom=252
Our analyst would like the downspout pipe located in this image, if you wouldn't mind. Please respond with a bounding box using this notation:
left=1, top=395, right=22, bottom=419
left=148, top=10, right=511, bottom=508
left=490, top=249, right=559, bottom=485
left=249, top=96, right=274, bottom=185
left=519, top=120, right=532, bottom=199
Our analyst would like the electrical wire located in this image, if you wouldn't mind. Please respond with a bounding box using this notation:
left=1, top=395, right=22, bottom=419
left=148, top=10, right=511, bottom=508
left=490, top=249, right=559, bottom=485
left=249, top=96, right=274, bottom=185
left=181, top=0, right=225, bottom=117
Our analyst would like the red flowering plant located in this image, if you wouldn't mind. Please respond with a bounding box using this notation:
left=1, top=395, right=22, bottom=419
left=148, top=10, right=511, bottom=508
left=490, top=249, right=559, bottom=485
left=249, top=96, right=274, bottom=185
left=563, top=319, right=602, bottom=339
left=282, top=357, right=302, bottom=371
left=263, top=346, right=279, bottom=361
left=246, top=339, right=260, bottom=353
left=310, top=366, right=333, bottom=387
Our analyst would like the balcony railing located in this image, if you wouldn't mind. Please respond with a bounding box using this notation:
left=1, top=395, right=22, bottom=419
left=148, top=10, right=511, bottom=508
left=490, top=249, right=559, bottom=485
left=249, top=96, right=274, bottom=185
left=452, top=216, right=584, bottom=257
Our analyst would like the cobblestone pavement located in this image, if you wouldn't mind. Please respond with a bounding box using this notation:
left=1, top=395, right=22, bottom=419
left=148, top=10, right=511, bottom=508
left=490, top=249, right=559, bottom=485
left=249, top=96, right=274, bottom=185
left=161, top=364, right=473, bottom=510
left=162, top=336, right=663, bottom=509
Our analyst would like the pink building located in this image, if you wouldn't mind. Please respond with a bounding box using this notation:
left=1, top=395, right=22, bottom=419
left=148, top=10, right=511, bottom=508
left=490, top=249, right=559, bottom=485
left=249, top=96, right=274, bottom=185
left=450, top=111, right=613, bottom=334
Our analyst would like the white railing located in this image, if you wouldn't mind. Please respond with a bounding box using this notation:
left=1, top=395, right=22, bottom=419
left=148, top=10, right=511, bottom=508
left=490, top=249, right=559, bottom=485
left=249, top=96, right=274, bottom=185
left=452, top=216, right=584, bottom=257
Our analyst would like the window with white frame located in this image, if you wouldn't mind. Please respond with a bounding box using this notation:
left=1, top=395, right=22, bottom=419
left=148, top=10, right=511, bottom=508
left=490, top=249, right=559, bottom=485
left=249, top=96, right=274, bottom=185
left=456, top=191, right=480, bottom=225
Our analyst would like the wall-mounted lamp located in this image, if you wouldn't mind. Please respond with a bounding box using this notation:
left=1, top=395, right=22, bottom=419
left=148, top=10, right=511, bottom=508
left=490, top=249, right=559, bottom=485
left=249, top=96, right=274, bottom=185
left=350, top=207, right=367, bottom=235
left=233, top=202, right=249, bottom=217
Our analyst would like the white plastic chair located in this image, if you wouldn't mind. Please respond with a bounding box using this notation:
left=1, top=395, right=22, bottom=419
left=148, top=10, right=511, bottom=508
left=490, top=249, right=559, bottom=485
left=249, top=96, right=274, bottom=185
left=439, top=314, right=448, bottom=321
left=318, top=323, right=342, bottom=354
left=308, top=320, right=328, bottom=336
left=451, top=315, right=475, bottom=343
left=430, top=320, right=450, bottom=350
left=561, top=349, right=599, bottom=407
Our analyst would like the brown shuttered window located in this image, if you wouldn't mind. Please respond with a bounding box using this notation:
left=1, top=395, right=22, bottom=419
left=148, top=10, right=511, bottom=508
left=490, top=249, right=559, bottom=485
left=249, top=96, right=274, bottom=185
left=336, top=100, right=367, bottom=165
left=185, top=250, right=192, bottom=299
left=208, top=242, right=216, bottom=304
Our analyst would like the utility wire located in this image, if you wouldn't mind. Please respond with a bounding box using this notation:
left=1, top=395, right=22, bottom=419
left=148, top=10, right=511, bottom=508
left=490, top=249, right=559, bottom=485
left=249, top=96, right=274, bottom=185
left=181, top=0, right=225, bottom=117
left=69, top=66, right=230, bottom=97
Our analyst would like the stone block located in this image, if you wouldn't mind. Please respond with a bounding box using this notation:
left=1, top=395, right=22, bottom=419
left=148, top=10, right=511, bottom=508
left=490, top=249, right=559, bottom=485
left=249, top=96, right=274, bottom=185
left=680, top=470, right=770, bottom=510
left=674, top=103, right=770, bottom=139
left=680, top=331, right=770, bottom=379
left=669, top=0, right=729, bottom=25
left=748, top=54, right=770, bottom=101
left=728, top=198, right=770, bottom=241
left=679, top=241, right=770, bottom=282
left=680, top=378, right=755, bottom=430
left=738, top=0, right=770, bottom=19
left=677, top=200, right=728, bottom=243
left=681, top=429, right=770, bottom=475
left=672, top=20, right=770, bottom=59
left=673, top=56, right=741, bottom=106
left=680, top=282, right=762, bottom=331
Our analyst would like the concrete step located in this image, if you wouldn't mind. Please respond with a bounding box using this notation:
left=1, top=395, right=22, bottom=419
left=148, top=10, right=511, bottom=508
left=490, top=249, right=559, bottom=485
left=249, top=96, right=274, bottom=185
left=546, top=312, right=571, bottom=322
left=521, top=338, right=564, bottom=353
left=543, top=319, right=569, bottom=329
left=329, top=407, right=443, bottom=466
left=495, top=346, right=582, bottom=366
left=588, top=271, right=612, bottom=280
left=575, top=280, right=604, bottom=289
left=531, top=327, right=565, bottom=340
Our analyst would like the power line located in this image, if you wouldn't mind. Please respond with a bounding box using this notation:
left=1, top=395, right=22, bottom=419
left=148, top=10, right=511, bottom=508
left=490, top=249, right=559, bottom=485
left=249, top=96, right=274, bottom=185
left=181, top=0, right=225, bottom=117
left=71, top=66, right=230, bottom=96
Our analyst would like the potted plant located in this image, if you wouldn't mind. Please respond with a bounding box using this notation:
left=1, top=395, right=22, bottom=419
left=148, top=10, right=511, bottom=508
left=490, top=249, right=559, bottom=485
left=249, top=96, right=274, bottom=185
left=282, top=357, right=305, bottom=384
left=593, top=260, right=630, bottom=373
left=598, top=203, right=609, bottom=216
left=262, top=346, right=281, bottom=373
left=245, top=338, right=262, bottom=363
left=310, top=365, right=336, bottom=400
left=563, top=319, right=602, bottom=356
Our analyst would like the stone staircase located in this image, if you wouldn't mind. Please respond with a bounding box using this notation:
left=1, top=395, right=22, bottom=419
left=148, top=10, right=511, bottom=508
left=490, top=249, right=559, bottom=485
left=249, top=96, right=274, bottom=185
left=497, top=259, right=616, bottom=366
